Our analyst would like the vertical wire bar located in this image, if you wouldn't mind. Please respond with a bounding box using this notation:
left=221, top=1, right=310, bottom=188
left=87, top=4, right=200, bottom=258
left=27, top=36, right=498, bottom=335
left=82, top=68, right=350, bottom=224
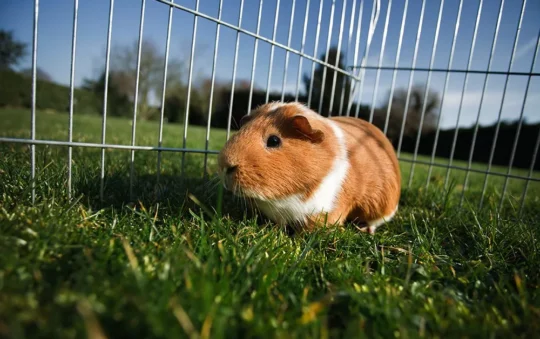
left=181, top=0, right=200, bottom=177
left=328, top=0, right=348, bottom=116
left=396, top=0, right=426, bottom=157
left=317, top=0, right=336, bottom=115
left=129, top=0, right=146, bottom=200
left=479, top=0, right=527, bottom=209
left=425, top=0, right=464, bottom=187
left=407, top=0, right=445, bottom=188
left=99, top=0, right=114, bottom=202
left=354, top=1, right=380, bottom=118
left=339, top=0, right=357, bottom=116
left=382, top=0, right=408, bottom=135
left=203, top=0, right=223, bottom=176
left=157, top=0, right=173, bottom=184
left=307, top=0, right=325, bottom=108
left=460, top=0, right=505, bottom=207
left=444, top=0, right=483, bottom=188
left=226, top=0, right=245, bottom=139
left=295, top=0, right=311, bottom=102
left=281, top=0, right=296, bottom=102
left=246, top=0, right=263, bottom=115
left=67, top=0, right=79, bottom=200
left=30, top=0, right=39, bottom=204
left=499, top=30, right=540, bottom=212
left=345, top=0, right=364, bottom=117
left=368, top=0, right=392, bottom=123
left=265, top=0, right=281, bottom=103
left=519, top=128, right=540, bottom=216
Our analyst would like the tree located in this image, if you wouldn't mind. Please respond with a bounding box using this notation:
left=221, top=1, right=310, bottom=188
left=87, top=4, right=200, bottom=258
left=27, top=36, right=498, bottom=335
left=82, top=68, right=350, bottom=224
left=302, top=47, right=351, bottom=116
left=82, top=70, right=133, bottom=117
left=0, top=30, right=27, bottom=70
left=20, top=67, right=53, bottom=82
left=82, top=37, right=200, bottom=122
left=378, top=84, right=440, bottom=142
left=110, top=39, right=185, bottom=120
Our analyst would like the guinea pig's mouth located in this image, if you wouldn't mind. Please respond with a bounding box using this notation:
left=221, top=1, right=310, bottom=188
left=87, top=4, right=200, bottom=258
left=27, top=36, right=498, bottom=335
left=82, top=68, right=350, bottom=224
left=225, top=185, right=266, bottom=201
left=219, top=166, right=269, bottom=201
left=234, top=188, right=267, bottom=201
left=220, top=175, right=267, bottom=201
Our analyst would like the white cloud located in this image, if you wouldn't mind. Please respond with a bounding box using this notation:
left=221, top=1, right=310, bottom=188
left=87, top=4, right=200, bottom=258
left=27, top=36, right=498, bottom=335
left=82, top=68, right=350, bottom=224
left=514, top=36, right=538, bottom=61
left=438, top=89, right=540, bottom=129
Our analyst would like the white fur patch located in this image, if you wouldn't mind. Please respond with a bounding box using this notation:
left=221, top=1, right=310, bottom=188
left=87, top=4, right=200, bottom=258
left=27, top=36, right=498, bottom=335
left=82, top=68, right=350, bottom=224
left=367, top=204, right=399, bottom=229
left=265, top=102, right=286, bottom=112
left=254, top=116, right=350, bottom=226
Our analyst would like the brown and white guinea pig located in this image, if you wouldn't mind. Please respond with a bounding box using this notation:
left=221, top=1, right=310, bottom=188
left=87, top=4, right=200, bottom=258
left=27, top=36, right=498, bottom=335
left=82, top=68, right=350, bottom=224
left=217, top=102, right=401, bottom=234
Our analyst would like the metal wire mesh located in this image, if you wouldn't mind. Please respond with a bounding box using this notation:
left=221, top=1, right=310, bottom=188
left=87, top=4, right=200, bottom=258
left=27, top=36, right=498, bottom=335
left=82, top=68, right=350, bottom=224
left=0, top=0, right=538, bottom=216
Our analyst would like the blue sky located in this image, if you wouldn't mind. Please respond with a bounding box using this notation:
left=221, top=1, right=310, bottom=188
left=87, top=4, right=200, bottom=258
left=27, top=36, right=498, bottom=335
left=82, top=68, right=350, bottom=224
left=1, top=0, right=539, bottom=129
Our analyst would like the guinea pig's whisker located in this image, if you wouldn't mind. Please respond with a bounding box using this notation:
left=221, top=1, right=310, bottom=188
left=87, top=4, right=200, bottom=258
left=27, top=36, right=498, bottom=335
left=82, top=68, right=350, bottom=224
left=208, top=179, right=221, bottom=193
left=201, top=176, right=220, bottom=193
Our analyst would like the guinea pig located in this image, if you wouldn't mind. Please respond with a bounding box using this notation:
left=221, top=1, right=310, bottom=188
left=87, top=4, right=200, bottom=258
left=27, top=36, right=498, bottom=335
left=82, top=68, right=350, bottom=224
left=218, top=102, right=401, bottom=234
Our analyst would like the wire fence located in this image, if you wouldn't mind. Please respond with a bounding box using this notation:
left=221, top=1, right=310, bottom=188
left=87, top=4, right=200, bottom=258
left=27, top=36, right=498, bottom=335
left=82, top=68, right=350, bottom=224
left=0, top=0, right=539, bottom=216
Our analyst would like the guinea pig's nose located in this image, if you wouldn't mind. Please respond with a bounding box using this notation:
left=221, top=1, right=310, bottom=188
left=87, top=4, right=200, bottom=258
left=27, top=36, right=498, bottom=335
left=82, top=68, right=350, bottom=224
left=225, top=165, right=238, bottom=175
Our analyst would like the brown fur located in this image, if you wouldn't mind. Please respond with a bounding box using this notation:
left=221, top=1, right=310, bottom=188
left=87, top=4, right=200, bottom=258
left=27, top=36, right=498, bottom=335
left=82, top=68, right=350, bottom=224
left=308, top=116, right=401, bottom=229
left=218, top=102, right=401, bottom=233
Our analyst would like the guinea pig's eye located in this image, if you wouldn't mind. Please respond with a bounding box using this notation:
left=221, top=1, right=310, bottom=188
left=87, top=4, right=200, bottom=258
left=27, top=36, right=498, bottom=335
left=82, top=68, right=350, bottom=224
left=266, top=135, right=281, bottom=148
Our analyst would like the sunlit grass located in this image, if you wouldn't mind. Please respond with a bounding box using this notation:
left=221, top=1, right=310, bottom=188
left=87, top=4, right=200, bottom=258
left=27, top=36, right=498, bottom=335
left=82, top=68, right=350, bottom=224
left=1, top=108, right=539, bottom=338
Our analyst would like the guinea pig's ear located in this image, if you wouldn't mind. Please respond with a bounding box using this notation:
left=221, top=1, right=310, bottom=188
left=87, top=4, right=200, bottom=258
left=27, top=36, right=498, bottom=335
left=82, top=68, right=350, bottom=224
left=291, top=115, right=325, bottom=143
left=239, top=114, right=253, bottom=128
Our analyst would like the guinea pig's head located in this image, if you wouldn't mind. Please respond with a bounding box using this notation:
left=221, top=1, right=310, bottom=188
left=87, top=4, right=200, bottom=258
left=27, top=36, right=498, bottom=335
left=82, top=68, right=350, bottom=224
left=218, top=102, right=337, bottom=201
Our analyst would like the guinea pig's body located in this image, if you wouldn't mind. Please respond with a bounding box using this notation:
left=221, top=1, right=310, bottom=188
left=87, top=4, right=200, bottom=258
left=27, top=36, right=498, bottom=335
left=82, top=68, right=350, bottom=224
left=218, top=102, right=401, bottom=234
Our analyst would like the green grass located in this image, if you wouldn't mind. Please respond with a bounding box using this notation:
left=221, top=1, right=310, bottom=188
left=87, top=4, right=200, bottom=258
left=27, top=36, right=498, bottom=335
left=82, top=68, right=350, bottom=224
left=1, top=108, right=539, bottom=338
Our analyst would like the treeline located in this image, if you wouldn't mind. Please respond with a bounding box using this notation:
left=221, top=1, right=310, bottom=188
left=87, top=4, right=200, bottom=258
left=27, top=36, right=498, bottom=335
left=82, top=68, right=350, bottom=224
left=399, top=121, right=540, bottom=171
left=0, top=69, right=98, bottom=113
left=1, top=29, right=537, bottom=171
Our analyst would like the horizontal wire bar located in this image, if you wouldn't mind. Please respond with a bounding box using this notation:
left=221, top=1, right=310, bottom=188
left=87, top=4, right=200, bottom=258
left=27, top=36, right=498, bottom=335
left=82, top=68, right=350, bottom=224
left=2, top=137, right=536, bottom=182
left=346, top=64, right=540, bottom=77
left=0, top=138, right=219, bottom=154
left=154, top=0, right=362, bottom=82
left=398, top=157, right=540, bottom=183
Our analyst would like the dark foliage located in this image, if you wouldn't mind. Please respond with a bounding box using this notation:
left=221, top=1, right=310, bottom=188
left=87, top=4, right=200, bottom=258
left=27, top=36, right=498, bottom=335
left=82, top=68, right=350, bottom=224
left=82, top=70, right=133, bottom=117
left=399, top=120, right=540, bottom=170
left=0, top=69, right=98, bottom=114
left=0, top=29, right=27, bottom=70
left=302, top=47, right=352, bottom=117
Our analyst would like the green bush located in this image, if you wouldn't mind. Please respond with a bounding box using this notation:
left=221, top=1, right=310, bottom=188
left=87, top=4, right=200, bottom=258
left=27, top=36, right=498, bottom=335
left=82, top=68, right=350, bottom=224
left=0, top=69, right=99, bottom=114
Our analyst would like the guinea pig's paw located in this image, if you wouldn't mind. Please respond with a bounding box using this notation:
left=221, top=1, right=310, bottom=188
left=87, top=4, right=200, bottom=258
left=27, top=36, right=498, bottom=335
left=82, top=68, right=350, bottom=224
left=357, top=225, right=377, bottom=235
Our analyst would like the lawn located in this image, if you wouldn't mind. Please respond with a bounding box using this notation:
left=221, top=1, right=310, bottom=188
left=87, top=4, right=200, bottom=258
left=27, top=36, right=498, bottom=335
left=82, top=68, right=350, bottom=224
left=0, top=108, right=539, bottom=338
